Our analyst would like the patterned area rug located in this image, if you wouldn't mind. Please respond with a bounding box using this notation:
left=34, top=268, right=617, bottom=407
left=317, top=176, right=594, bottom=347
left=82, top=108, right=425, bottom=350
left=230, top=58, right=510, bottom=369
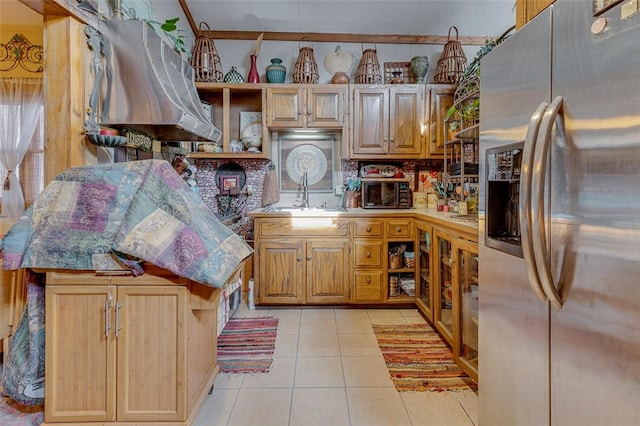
left=373, top=323, right=477, bottom=392
left=217, top=317, right=278, bottom=373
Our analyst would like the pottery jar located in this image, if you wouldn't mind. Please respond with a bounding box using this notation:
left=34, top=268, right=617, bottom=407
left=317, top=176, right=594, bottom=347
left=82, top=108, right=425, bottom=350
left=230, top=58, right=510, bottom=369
left=266, top=58, right=286, bottom=83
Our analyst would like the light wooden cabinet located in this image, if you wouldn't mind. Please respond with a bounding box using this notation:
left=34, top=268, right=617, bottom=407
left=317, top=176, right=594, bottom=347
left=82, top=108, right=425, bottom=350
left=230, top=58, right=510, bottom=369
left=516, top=0, right=556, bottom=29
left=191, top=83, right=270, bottom=159
left=43, top=268, right=221, bottom=426
left=432, top=226, right=478, bottom=381
left=353, top=219, right=385, bottom=303
left=254, top=217, right=351, bottom=305
left=351, top=217, right=415, bottom=304
left=425, top=84, right=456, bottom=157
left=351, top=85, right=424, bottom=158
left=265, top=85, right=347, bottom=129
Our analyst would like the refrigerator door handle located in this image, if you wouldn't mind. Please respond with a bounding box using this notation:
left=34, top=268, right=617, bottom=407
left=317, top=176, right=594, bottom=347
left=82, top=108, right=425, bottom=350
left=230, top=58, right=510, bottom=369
left=531, top=96, right=564, bottom=309
left=519, top=101, right=549, bottom=301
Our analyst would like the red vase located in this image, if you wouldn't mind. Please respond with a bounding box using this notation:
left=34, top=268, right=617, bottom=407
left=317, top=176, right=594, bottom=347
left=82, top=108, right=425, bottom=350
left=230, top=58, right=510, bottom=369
left=248, top=54, right=260, bottom=83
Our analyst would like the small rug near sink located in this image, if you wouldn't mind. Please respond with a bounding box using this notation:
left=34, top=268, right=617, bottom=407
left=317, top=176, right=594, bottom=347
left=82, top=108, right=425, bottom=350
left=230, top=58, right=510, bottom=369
left=373, top=323, right=477, bottom=392
left=217, top=317, right=278, bottom=373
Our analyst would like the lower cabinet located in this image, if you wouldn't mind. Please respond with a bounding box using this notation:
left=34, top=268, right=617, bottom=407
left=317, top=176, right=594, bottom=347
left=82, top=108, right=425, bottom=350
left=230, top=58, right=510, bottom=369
left=431, top=226, right=478, bottom=382
left=43, top=268, right=221, bottom=426
left=415, top=221, right=434, bottom=322
left=254, top=217, right=351, bottom=305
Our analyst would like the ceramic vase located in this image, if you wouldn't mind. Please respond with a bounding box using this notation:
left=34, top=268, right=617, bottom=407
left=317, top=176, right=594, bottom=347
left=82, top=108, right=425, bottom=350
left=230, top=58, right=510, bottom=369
left=410, top=55, right=429, bottom=83
left=248, top=54, right=260, bottom=83
left=266, top=58, right=286, bottom=83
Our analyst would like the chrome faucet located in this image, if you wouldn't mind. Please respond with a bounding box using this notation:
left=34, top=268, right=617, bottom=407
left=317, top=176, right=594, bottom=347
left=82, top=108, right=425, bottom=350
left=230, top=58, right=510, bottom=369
left=297, top=171, right=310, bottom=208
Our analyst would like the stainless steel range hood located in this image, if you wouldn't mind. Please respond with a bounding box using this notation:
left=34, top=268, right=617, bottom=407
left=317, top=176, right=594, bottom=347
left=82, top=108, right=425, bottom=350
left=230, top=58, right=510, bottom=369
left=88, top=19, right=221, bottom=142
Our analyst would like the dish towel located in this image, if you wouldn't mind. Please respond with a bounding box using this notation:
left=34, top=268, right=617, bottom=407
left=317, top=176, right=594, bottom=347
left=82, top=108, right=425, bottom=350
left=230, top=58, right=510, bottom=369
left=262, top=168, right=280, bottom=206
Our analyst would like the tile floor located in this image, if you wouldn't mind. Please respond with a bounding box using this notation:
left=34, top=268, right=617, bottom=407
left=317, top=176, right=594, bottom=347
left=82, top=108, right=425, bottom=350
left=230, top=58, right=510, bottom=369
left=194, top=301, right=478, bottom=426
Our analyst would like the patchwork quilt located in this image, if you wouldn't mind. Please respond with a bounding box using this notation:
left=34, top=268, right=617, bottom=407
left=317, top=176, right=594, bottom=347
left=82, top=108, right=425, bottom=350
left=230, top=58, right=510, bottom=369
left=1, top=159, right=252, bottom=288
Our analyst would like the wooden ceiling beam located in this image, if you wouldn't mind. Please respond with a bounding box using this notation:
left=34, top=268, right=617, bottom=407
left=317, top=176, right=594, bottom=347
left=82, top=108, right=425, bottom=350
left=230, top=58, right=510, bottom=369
left=204, top=30, right=491, bottom=46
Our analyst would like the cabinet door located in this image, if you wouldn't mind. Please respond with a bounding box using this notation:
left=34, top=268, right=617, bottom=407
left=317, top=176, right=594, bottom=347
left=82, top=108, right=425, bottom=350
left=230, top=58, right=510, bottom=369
left=256, top=240, right=305, bottom=304
left=265, top=87, right=305, bottom=128
left=307, top=86, right=346, bottom=128
left=45, top=285, right=117, bottom=423
left=454, top=239, right=479, bottom=382
left=306, top=239, right=350, bottom=304
left=416, top=222, right=434, bottom=321
left=426, top=84, right=456, bottom=157
left=116, top=286, right=186, bottom=422
left=352, top=87, right=388, bottom=155
left=433, top=229, right=455, bottom=345
left=388, top=87, right=423, bottom=156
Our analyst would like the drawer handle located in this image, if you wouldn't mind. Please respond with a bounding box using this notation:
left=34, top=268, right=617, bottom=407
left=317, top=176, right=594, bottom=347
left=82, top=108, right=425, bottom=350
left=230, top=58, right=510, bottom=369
left=366, top=251, right=371, bottom=258
left=366, top=277, right=371, bottom=284
left=366, top=226, right=372, bottom=232
left=395, top=226, right=402, bottom=233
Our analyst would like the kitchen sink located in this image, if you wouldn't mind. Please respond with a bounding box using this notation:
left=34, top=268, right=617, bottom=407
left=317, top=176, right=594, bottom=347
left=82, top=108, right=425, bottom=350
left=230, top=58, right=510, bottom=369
left=262, top=206, right=346, bottom=213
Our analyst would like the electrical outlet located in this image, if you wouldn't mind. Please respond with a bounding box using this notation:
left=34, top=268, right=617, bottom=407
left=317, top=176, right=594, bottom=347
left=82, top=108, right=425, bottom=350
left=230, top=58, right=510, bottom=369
left=335, top=185, right=344, bottom=195
left=621, top=0, right=639, bottom=19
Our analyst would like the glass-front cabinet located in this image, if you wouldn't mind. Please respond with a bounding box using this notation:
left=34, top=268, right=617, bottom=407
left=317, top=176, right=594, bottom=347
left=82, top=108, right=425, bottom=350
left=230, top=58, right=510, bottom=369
left=433, top=228, right=455, bottom=345
left=455, top=238, right=479, bottom=382
left=415, top=221, right=433, bottom=322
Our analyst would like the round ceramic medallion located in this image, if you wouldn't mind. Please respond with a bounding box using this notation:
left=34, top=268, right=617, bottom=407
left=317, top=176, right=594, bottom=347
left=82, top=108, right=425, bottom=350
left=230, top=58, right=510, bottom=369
left=285, top=144, right=327, bottom=185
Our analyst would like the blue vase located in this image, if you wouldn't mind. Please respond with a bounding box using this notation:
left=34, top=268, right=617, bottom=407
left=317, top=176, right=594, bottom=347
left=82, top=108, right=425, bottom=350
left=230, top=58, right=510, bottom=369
left=266, top=58, right=286, bottom=83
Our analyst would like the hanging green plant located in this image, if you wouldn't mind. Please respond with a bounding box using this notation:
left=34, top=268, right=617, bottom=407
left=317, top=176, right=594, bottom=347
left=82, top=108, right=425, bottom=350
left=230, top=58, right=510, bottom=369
left=143, top=17, right=187, bottom=54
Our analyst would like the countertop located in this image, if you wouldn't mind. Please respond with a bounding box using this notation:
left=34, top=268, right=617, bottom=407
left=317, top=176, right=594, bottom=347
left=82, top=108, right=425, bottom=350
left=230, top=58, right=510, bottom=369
left=247, top=206, right=478, bottom=235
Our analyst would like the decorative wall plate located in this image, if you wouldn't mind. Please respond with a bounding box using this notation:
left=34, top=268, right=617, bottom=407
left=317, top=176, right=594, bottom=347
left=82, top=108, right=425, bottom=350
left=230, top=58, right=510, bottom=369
left=285, top=144, right=328, bottom=185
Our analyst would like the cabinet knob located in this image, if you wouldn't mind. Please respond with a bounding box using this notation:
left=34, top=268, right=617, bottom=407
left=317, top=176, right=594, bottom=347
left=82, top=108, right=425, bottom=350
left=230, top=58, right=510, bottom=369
left=366, top=226, right=372, bottom=232
left=449, top=257, right=455, bottom=264
left=395, top=226, right=402, bottom=233
left=306, top=255, right=312, bottom=261
left=366, top=251, right=371, bottom=258
left=297, top=256, right=302, bottom=262
left=366, top=277, right=371, bottom=284
left=390, top=138, right=395, bottom=143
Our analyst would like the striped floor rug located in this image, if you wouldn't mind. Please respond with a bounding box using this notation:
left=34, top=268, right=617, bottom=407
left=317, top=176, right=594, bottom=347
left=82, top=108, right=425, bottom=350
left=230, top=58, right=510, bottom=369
left=217, top=317, right=278, bottom=374
left=373, top=323, right=477, bottom=392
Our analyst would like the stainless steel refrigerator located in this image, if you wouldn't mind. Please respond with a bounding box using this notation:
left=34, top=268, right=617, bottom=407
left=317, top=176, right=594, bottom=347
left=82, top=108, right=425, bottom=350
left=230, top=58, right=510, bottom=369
left=479, top=0, right=640, bottom=425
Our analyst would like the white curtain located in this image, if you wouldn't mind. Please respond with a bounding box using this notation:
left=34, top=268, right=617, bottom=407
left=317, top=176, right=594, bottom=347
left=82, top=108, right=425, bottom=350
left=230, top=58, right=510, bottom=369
left=0, top=78, right=43, bottom=218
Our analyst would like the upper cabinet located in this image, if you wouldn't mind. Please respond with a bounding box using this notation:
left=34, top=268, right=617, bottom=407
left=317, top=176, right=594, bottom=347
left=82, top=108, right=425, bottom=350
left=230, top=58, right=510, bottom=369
left=265, top=85, right=348, bottom=130
left=516, top=0, right=556, bottom=29
left=192, top=83, right=270, bottom=159
left=425, top=84, right=456, bottom=158
left=351, top=85, right=424, bottom=159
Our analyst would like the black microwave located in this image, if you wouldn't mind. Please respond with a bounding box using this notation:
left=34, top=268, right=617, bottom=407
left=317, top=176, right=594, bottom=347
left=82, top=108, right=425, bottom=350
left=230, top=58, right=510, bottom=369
left=361, top=178, right=412, bottom=209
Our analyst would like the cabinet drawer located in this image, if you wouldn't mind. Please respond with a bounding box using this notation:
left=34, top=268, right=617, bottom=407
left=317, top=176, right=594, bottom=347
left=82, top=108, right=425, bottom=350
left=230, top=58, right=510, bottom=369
left=257, top=218, right=350, bottom=237
left=354, top=270, right=383, bottom=302
left=386, top=220, right=414, bottom=238
left=354, top=220, right=384, bottom=237
left=354, top=241, right=384, bottom=267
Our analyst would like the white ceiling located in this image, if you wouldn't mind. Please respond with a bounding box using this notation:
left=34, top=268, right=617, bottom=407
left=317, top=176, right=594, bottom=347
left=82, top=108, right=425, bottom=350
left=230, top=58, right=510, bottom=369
left=3, top=0, right=515, bottom=40
left=150, top=0, right=515, bottom=39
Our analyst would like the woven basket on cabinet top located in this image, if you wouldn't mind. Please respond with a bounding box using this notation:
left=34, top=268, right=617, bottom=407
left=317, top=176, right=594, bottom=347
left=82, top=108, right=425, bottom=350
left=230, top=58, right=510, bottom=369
left=355, top=47, right=382, bottom=84
left=190, top=22, right=223, bottom=82
left=292, top=46, right=319, bottom=84
left=433, top=26, right=467, bottom=85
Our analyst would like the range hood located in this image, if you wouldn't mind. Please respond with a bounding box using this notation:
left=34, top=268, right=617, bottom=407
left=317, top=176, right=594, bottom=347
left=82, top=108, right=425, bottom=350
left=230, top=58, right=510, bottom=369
left=86, top=19, right=221, bottom=142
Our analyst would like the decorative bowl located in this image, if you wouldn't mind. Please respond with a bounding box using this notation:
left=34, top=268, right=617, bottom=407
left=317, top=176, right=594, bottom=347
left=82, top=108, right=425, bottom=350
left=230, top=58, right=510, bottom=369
left=87, top=133, right=128, bottom=147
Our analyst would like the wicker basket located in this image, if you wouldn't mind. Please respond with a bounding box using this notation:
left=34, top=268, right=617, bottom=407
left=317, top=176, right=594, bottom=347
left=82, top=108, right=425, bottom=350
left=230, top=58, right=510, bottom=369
left=292, top=46, right=319, bottom=84
left=383, top=62, right=416, bottom=84
left=433, top=26, right=467, bottom=85
left=354, top=47, right=382, bottom=84
left=190, top=22, right=223, bottom=83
